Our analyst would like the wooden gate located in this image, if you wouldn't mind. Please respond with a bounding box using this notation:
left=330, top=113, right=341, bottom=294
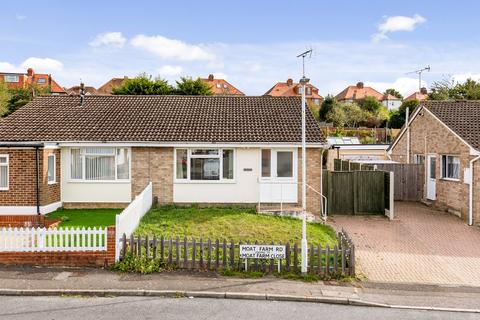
left=324, top=170, right=386, bottom=215
left=374, top=164, right=423, bottom=201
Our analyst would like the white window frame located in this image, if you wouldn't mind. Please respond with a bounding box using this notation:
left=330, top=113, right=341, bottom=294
left=4, top=75, right=19, bottom=83
left=47, top=154, right=56, bottom=185
left=259, top=148, right=297, bottom=182
left=0, top=154, right=9, bottom=191
left=174, top=148, right=235, bottom=183
left=69, top=147, right=131, bottom=183
left=37, top=78, right=46, bottom=84
left=441, top=155, right=460, bottom=181
left=414, top=154, right=425, bottom=165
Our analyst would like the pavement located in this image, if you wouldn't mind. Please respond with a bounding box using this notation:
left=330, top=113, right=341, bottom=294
left=329, top=201, right=480, bottom=286
left=1, top=296, right=478, bottom=320
left=1, top=266, right=480, bottom=313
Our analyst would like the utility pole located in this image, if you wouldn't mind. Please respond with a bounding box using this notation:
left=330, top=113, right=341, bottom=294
left=407, top=65, right=431, bottom=91
left=297, top=49, right=312, bottom=274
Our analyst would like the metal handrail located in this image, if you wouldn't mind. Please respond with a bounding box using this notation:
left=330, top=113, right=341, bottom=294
left=306, top=184, right=328, bottom=222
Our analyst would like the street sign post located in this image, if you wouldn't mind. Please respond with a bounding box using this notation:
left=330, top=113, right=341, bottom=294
left=239, top=244, right=286, bottom=272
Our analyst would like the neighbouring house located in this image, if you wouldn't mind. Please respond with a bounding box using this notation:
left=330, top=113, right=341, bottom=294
left=0, top=68, right=66, bottom=95
left=388, top=101, right=480, bottom=225
left=382, top=93, right=402, bottom=109
left=96, top=77, right=128, bottom=95
left=66, top=85, right=98, bottom=95
left=264, top=78, right=323, bottom=106
left=326, top=137, right=390, bottom=170
left=0, top=95, right=327, bottom=222
left=335, top=82, right=401, bottom=110
left=404, top=87, right=428, bottom=102
left=200, top=74, right=244, bottom=96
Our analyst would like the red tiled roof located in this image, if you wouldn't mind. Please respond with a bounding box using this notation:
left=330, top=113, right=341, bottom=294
left=335, top=82, right=384, bottom=101
left=97, top=77, right=128, bottom=95
left=200, top=75, right=244, bottom=95
left=404, top=91, right=428, bottom=102
left=264, top=79, right=323, bottom=100
left=66, top=86, right=98, bottom=95
left=0, top=95, right=326, bottom=144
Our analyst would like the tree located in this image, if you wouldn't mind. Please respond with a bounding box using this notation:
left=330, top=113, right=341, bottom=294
left=429, top=77, right=480, bottom=100
left=325, top=105, right=346, bottom=127
left=2, top=83, right=48, bottom=117
left=359, top=96, right=383, bottom=113
left=112, top=73, right=174, bottom=95
left=342, top=102, right=364, bottom=127
left=0, top=81, right=10, bottom=117
left=175, top=77, right=213, bottom=95
left=319, top=95, right=336, bottom=121
left=389, top=99, right=420, bottom=128
left=384, top=88, right=403, bottom=100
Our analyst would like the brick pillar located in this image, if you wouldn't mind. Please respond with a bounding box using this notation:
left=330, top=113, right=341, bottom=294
left=105, top=226, right=116, bottom=267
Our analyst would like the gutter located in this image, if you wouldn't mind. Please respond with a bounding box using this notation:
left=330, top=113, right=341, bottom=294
left=469, top=155, right=480, bottom=226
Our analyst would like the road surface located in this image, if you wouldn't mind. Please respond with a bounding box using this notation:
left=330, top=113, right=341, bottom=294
left=0, top=296, right=477, bottom=320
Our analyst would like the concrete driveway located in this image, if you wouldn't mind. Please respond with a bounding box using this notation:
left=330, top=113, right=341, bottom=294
left=330, top=202, right=480, bottom=287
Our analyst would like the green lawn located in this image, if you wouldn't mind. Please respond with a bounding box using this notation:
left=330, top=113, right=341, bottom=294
left=46, top=208, right=122, bottom=227
left=136, top=206, right=337, bottom=246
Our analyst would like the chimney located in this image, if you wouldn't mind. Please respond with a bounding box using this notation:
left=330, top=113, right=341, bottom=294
left=420, top=87, right=428, bottom=95
left=356, top=82, right=364, bottom=89
left=208, top=74, right=214, bottom=81
left=79, top=82, right=85, bottom=106
left=286, top=78, right=293, bottom=86
left=27, top=68, right=34, bottom=77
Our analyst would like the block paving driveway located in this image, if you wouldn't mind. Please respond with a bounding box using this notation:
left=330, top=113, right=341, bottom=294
left=330, top=202, right=480, bottom=286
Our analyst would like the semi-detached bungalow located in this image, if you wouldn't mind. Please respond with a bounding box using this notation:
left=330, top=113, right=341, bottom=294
left=0, top=95, right=327, bottom=224
left=388, top=100, right=480, bottom=225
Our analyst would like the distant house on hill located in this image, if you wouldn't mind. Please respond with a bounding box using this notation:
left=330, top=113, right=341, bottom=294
left=335, top=82, right=401, bottom=110
left=264, top=78, right=323, bottom=106
left=404, top=87, right=428, bottom=102
left=200, top=74, right=244, bottom=96
left=97, top=76, right=129, bottom=95
left=0, top=68, right=66, bottom=95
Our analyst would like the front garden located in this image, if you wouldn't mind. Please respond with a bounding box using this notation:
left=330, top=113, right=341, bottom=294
left=135, top=205, right=337, bottom=246
left=46, top=208, right=121, bottom=227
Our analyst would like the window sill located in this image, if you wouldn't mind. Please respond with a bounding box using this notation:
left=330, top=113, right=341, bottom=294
left=67, top=180, right=131, bottom=184
left=47, top=181, right=57, bottom=185
left=174, top=180, right=236, bottom=184
left=0, top=188, right=9, bottom=191
left=440, top=177, right=460, bottom=182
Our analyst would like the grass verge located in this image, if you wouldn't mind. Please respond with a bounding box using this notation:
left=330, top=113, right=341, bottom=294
left=46, top=208, right=122, bottom=227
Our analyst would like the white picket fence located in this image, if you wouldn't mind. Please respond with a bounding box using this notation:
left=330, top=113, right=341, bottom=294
left=0, top=227, right=108, bottom=252
left=115, top=182, right=153, bottom=261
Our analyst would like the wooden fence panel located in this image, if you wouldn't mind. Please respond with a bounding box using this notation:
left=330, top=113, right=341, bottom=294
left=328, top=171, right=354, bottom=214
left=375, top=163, right=423, bottom=201
left=355, top=171, right=385, bottom=214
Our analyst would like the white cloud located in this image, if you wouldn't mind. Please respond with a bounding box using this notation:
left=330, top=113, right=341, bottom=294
left=0, top=62, right=20, bottom=73
left=157, top=65, right=183, bottom=77
left=373, top=14, right=426, bottom=42
left=452, top=73, right=480, bottom=83
left=130, top=34, right=215, bottom=61
left=15, top=14, right=27, bottom=21
left=21, top=57, right=63, bottom=72
left=366, top=77, right=427, bottom=97
left=89, top=32, right=126, bottom=48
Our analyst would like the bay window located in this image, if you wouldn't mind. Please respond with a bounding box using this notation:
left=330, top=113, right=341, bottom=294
left=441, top=155, right=460, bottom=180
left=70, top=147, right=130, bottom=181
left=0, top=155, right=8, bottom=190
left=175, top=148, right=234, bottom=181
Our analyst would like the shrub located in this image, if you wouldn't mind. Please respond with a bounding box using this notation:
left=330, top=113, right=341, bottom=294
left=112, top=254, right=165, bottom=274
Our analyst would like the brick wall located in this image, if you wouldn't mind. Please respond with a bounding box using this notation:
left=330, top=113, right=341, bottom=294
left=474, top=160, right=480, bottom=224
left=0, top=226, right=116, bottom=268
left=0, top=148, right=60, bottom=209
left=0, top=215, right=45, bottom=227
left=390, top=109, right=475, bottom=221
left=131, top=147, right=173, bottom=205
left=298, top=148, right=323, bottom=216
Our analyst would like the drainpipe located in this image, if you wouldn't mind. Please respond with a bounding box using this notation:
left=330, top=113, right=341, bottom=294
left=35, top=147, right=40, bottom=215
left=468, top=155, right=480, bottom=226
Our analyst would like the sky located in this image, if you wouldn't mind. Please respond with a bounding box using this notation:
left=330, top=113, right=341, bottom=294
left=2, top=0, right=480, bottom=97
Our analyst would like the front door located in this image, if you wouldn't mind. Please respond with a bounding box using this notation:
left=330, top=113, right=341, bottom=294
left=427, top=155, right=437, bottom=200
left=259, top=149, right=297, bottom=203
